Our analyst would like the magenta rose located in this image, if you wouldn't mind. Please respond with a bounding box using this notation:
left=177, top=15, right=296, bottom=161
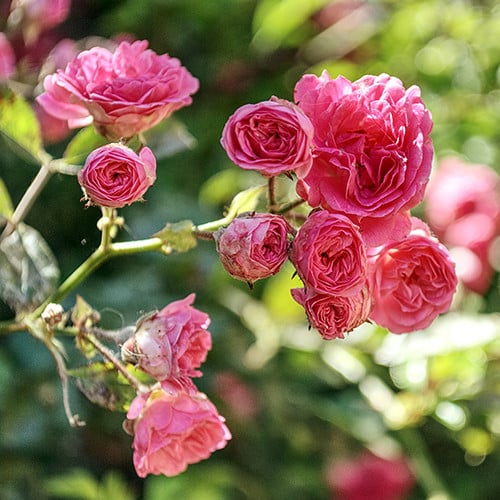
left=78, top=143, right=156, bottom=208
left=126, top=381, right=231, bottom=478
left=293, top=71, right=433, bottom=245
left=291, top=287, right=372, bottom=340
left=0, top=32, right=15, bottom=80
left=121, top=294, right=212, bottom=381
left=214, top=213, right=293, bottom=284
left=290, top=210, right=367, bottom=296
left=37, top=40, right=199, bottom=139
left=368, top=217, right=458, bottom=334
left=220, top=97, right=314, bottom=177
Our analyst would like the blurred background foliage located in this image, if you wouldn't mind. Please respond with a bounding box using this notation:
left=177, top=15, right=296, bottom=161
left=1, top=0, right=500, bottom=499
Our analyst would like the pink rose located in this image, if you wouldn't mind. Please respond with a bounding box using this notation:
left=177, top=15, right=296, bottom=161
left=290, top=210, right=367, bottom=296
left=77, top=143, right=156, bottom=208
left=11, top=0, right=71, bottom=31
left=33, top=101, right=70, bottom=144
left=126, top=381, right=231, bottom=478
left=214, top=213, right=293, bottom=285
left=293, top=71, right=433, bottom=245
left=220, top=97, right=314, bottom=177
left=291, top=287, right=372, bottom=340
left=325, top=452, right=415, bottom=500
left=0, top=32, right=15, bottom=80
left=121, top=294, right=212, bottom=381
left=368, top=217, right=457, bottom=333
left=37, top=40, right=199, bottom=139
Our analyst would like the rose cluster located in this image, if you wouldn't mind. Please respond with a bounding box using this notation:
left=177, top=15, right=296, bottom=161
left=121, top=294, right=231, bottom=478
left=219, top=70, right=458, bottom=338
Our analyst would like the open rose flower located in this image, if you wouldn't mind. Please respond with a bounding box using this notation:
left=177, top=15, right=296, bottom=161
left=293, top=71, right=433, bottom=245
left=220, top=97, right=314, bottom=177
left=291, top=287, right=372, bottom=340
left=214, top=213, right=293, bottom=285
left=368, top=217, right=457, bottom=333
left=121, top=294, right=212, bottom=381
left=290, top=210, right=367, bottom=296
left=78, top=143, right=156, bottom=208
left=125, top=380, right=231, bottom=478
left=37, top=40, right=199, bottom=139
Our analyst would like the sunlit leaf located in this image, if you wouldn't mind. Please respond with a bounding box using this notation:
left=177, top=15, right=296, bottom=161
left=224, top=185, right=266, bottom=221
left=0, top=223, right=60, bottom=312
left=97, top=471, right=135, bottom=500
left=0, top=177, right=13, bottom=218
left=44, top=469, right=99, bottom=499
left=63, top=125, right=107, bottom=166
left=153, top=219, right=197, bottom=254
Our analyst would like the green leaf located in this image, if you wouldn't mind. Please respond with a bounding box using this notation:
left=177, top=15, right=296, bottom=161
left=0, top=87, right=44, bottom=164
left=44, top=469, right=99, bottom=499
left=0, top=177, right=13, bottom=218
left=143, top=117, right=197, bottom=159
left=97, top=471, right=135, bottom=500
left=0, top=222, right=60, bottom=313
left=63, top=125, right=107, bottom=166
left=68, top=362, right=138, bottom=412
left=153, top=219, right=197, bottom=254
left=224, top=185, right=266, bottom=221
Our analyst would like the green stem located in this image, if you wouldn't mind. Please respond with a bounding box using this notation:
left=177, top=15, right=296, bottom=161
left=196, top=217, right=232, bottom=233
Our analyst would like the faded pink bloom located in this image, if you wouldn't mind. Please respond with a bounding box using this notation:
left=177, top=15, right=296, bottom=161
left=290, top=210, right=367, bottom=296
left=291, top=287, right=372, bottom=340
left=215, top=213, right=293, bottom=285
left=221, top=97, right=314, bottom=177
left=294, top=71, right=433, bottom=245
left=121, top=294, right=212, bottom=381
left=37, top=40, right=199, bottom=139
left=33, top=101, right=70, bottom=144
left=325, top=452, right=415, bottom=500
left=0, top=33, right=15, bottom=80
left=368, top=217, right=457, bottom=334
left=11, top=0, right=71, bottom=32
left=78, top=143, right=156, bottom=208
left=126, top=380, right=231, bottom=478
left=213, top=372, right=259, bottom=421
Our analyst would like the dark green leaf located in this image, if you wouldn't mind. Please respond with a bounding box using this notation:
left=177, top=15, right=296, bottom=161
left=63, top=125, right=107, bottom=166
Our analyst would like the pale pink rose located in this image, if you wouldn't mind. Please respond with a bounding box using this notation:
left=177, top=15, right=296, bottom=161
left=214, top=213, right=293, bottom=285
left=293, top=71, right=433, bottom=245
left=0, top=32, right=15, bottom=80
left=368, top=217, right=457, bottom=334
left=11, top=0, right=71, bottom=31
left=126, top=381, right=231, bottom=478
left=325, top=452, right=415, bottom=500
left=121, top=294, right=212, bottom=381
left=291, top=287, right=372, bottom=340
left=290, top=210, right=367, bottom=296
left=37, top=40, right=199, bottom=139
left=221, top=97, right=314, bottom=177
left=33, top=101, right=70, bottom=144
left=77, top=143, right=156, bottom=208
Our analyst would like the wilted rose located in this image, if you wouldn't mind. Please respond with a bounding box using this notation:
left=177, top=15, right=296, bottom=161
left=121, top=294, right=212, bottom=381
left=37, top=40, right=199, bottom=139
left=368, top=217, right=457, bottom=333
left=291, top=287, right=372, bottom=340
left=221, top=97, right=314, bottom=177
left=126, top=380, right=231, bottom=478
left=293, top=71, right=433, bottom=245
left=290, top=210, right=367, bottom=296
left=78, top=143, right=156, bottom=208
left=215, top=213, right=293, bottom=285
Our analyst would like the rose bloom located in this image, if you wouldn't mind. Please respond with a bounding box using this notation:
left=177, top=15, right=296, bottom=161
left=290, top=210, right=367, bottom=296
left=325, top=452, right=415, bottom=500
left=77, top=143, right=156, bottom=208
left=10, top=0, right=71, bottom=32
left=293, top=71, right=433, bottom=245
left=37, top=40, right=199, bottom=139
left=125, top=380, right=231, bottom=478
left=214, top=213, right=293, bottom=285
left=121, top=294, right=212, bottom=381
left=33, top=101, right=70, bottom=144
left=291, top=287, right=372, bottom=340
left=368, top=217, right=457, bottom=334
left=0, top=32, right=15, bottom=80
left=220, top=97, right=314, bottom=177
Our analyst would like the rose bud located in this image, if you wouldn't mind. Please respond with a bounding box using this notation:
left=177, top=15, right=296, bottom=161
left=78, top=143, right=156, bottom=208
left=214, top=213, right=293, bottom=285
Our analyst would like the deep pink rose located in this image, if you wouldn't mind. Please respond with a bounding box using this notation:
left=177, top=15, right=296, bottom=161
left=77, top=143, right=156, bottom=208
left=290, top=210, right=367, bottom=296
left=0, top=32, right=15, bottom=80
left=37, top=40, right=199, bottom=139
left=221, top=97, right=314, bottom=176
left=121, top=294, right=212, bottom=381
left=368, top=217, right=457, bottom=334
left=215, top=213, right=293, bottom=284
left=126, top=381, right=231, bottom=478
left=293, top=71, right=433, bottom=245
left=291, top=287, right=372, bottom=340
left=325, top=452, right=415, bottom=500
